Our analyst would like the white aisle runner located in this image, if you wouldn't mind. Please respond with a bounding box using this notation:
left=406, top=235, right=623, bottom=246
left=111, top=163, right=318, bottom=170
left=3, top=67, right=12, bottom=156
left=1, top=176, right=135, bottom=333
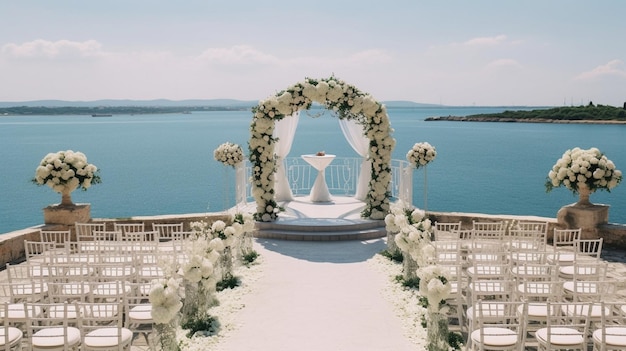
left=216, top=238, right=418, bottom=351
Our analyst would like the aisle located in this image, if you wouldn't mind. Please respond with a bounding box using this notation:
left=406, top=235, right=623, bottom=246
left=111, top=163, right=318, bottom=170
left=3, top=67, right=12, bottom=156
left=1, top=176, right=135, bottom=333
left=215, top=238, right=418, bottom=351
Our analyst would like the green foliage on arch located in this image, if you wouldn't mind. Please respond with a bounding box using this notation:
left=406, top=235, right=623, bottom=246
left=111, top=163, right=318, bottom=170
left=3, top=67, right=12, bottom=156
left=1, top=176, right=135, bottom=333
left=249, top=76, right=395, bottom=221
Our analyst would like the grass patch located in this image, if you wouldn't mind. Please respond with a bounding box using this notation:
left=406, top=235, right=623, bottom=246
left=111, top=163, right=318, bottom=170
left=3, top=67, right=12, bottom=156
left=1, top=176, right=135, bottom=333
left=379, top=249, right=403, bottom=263
left=216, top=273, right=241, bottom=291
left=242, top=250, right=260, bottom=265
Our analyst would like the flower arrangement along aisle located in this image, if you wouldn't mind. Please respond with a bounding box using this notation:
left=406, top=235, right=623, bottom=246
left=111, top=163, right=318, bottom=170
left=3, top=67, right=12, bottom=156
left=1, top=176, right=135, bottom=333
left=149, top=212, right=257, bottom=350
left=32, top=150, right=101, bottom=206
left=214, top=142, right=244, bottom=167
left=249, top=76, right=395, bottom=222
left=546, top=147, right=622, bottom=206
left=406, top=142, right=437, bottom=210
left=384, top=201, right=462, bottom=351
left=406, top=142, right=437, bottom=169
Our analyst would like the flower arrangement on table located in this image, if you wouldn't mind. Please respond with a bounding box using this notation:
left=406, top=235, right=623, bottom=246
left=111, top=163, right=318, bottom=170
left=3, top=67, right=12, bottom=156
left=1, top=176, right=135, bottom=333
left=249, top=76, right=395, bottom=222
left=214, top=142, right=244, bottom=167
left=406, top=142, right=437, bottom=169
left=546, top=147, right=622, bottom=204
left=32, top=150, right=101, bottom=205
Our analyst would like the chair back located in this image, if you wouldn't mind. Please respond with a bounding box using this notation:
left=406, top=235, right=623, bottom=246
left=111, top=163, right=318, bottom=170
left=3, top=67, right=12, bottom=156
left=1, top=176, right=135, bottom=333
left=113, top=222, right=145, bottom=234
left=575, top=238, right=603, bottom=261
left=75, top=222, right=106, bottom=241
left=472, top=221, right=506, bottom=241
left=433, top=221, right=462, bottom=241
left=0, top=302, right=23, bottom=351
left=552, top=228, right=581, bottom=249
left=153, top=223, right=184, bottom=242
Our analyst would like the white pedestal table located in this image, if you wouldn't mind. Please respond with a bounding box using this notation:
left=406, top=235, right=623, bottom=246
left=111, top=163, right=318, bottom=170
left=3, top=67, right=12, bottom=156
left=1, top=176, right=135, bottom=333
left=301, top=154, right=335, bottom=202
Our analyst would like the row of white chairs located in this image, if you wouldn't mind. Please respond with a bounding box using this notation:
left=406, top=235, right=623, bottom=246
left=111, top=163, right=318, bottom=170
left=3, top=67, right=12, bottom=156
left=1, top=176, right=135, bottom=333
left=1, top=281, right=152, bottom=351
left=468, top=300, right=626, bottom=351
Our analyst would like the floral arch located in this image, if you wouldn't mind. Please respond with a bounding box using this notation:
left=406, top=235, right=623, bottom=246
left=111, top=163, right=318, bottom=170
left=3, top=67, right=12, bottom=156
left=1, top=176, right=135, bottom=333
left=249, top=76, right=396, bottom=221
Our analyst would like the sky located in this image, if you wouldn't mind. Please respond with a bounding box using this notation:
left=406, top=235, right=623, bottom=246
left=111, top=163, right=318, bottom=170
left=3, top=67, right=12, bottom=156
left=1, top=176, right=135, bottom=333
left=1, top=0, right=625, bottom=106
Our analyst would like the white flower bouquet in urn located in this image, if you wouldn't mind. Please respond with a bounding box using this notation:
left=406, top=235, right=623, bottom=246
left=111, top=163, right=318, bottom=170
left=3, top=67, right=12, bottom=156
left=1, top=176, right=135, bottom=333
left=32, top=150, right=101, bottom=205
left=546, top=147, right=622, bottom=205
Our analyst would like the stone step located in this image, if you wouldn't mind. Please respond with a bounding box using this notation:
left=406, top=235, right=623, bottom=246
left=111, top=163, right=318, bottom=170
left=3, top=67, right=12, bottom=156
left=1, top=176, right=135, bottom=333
left=254, top=219, right=387, bottom=241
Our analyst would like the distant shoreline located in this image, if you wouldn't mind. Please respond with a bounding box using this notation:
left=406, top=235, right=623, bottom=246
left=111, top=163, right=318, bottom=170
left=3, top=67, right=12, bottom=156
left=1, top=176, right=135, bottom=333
left=425, top=116, right=626, bottom=125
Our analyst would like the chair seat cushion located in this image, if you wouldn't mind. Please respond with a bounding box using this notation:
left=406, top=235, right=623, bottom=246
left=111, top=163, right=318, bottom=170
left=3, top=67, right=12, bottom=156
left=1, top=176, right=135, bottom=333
left=85, top=327, right=133, bottom=347
left=593, top=327, right=626, bottom=346
left=32, top=326, right=81, bottom=348
left=536, top=327, right=584, bottom=345
left=0, top=303, right=42, bottom=321
left=470, top=327, right=518, bottom=346
left=129, top=305, right=153, bottom=321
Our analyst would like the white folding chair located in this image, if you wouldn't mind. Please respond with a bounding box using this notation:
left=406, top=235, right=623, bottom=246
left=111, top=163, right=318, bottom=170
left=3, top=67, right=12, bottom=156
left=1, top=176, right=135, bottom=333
left=25, top=302, right=82, bottom=351
left=77, top=300, right=132, bottom=351
left=508, top=221, right=548, bottom=256
left=535, top=301, right=591, bottom=351
left=125, top=282, right=154, bottom=344
left=0, top=302, right=23, bottom=351
left=547, top=228, right=581, bottom=265
left=592, top=301, right=626, bottom=351
left=440, top=263, right=467, bottom=331
left=24, top=240, right=56, bottom=265
left=39, top=229, right=72, bottom=254
left=472, top=221, right=506, bottom=241
left=469, top=300, right=527, bottom=351
left=5, top=264, right=48, bottom=303
left=516, top=280, right=563, bottom=345
left=466, top=280, right=515, bottom=332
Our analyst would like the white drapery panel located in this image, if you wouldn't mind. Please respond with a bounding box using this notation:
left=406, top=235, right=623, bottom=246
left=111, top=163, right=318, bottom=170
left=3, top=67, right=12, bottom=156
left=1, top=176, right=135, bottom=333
left=273, top=112, right=300, bottom=201
left=339, top=118, right=371, bottom=201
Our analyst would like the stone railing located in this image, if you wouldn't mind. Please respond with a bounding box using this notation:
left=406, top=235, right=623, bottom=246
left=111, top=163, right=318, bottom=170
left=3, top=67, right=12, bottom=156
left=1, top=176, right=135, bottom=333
left=239, top=157, right=414, bottom=203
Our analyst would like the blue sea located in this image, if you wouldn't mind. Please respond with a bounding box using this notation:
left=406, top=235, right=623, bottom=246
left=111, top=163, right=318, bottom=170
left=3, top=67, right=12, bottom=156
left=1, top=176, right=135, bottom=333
left=2, top=107, right=626, bottom=234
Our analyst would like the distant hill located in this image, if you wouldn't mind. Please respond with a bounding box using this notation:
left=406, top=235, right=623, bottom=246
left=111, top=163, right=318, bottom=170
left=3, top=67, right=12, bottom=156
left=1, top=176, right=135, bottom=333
left=0, top=99, right=259, bottom=108
left=381, top=100, right=442, bottom=108
left=0, top=99, right=442, bottom=109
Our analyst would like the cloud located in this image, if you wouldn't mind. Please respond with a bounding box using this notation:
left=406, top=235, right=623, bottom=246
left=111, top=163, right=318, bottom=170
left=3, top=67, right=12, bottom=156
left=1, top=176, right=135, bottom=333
left=574, top=59, right=626, bottom=80
left=346, top=49, right=393, bottom=64
left=486, top=58, right=523, bottom=69
left=1, top=39, right=103, bottom=59
left=464, top=34, right=507, bottom=47
left=197, top=45, right=279, bottom=65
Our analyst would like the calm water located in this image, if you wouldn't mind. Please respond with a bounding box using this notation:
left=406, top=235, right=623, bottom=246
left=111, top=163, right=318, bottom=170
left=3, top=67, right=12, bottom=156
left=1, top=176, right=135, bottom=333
left=1, top=107, right=625, bottom=234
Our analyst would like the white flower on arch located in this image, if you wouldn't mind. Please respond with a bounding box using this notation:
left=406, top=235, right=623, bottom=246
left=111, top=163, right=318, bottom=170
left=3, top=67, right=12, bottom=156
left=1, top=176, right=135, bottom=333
left=248, top=76, right=396, bottom=221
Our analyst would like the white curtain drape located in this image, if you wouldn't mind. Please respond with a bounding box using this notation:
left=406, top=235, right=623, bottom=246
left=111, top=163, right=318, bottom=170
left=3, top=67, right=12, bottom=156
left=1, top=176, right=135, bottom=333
left=273, top=112, right=300, bottom=201
left=339, top=118, right=370, bottom=201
